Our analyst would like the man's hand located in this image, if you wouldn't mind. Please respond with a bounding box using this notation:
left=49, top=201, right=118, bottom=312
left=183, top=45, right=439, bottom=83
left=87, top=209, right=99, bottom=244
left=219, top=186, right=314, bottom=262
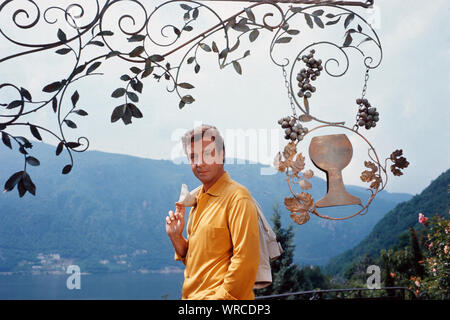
left=165, top=202, right=185, bottom=237
left=166, top=202, right=188, bottom=260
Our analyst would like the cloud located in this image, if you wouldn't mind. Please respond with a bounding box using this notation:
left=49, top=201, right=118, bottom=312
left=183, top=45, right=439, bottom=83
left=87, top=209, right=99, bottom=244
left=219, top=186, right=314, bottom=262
left=380, top=0, right=448, bottom=53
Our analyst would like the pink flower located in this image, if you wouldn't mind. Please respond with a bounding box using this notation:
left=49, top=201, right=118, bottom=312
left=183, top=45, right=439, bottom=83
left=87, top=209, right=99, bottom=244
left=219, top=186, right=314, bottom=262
left=418, top=213, right=428, bottom=226
left=428, top=242, right=433, bottom=249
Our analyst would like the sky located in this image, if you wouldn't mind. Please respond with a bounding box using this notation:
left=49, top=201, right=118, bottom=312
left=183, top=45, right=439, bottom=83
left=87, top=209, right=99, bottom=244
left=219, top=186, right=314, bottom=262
left=0, top=0, right=449, bottom=196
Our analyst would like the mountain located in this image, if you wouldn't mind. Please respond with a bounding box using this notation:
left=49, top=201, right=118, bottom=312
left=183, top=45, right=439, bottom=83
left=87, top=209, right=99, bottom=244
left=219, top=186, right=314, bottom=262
left=0, top=142, right=412, bottom=273
left=325, top=169, right=450, bottom=275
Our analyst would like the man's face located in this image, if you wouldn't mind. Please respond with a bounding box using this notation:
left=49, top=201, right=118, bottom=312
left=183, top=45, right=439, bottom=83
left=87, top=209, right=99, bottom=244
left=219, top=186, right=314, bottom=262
left=188, top=137, right=224, bottom=185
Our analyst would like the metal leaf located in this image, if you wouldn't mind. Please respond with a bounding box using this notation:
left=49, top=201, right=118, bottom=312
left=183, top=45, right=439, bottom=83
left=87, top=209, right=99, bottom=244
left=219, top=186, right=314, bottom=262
left=344, top=13, right=355, bottom=28
left=129, top=46, right=145, bottom=58
left=299, top=114, right=313, bottom=122
left=17, top=179, right=26, bottom=197
left=20, top=87, right=32, bottom=101
left=286, top=29, right=300, bottom=35
left=304, top=14, right=313, bottom=29
left=122, top=106, right=132, bottom=125
left=297, top=192, right=314, bottom=210
left=97, top=30, right=114, bottom=36
left=52, top=97, right=58, bottom=113
left=130, top=79, right=143, bottom=93
left=26, top=156, right=40, bottom=167
left=219, top=48, right=228, bottom=60
left=42, top=81, right=62, bottom=93
left=284, top=197, right=303, bottom=213
left=130, top=67, right=141, bottom=74
left=282, top=142, right=296, bottom=161
left=71, top=90, right=79, bottom=106
left=3, top=171, right=23, bottom=192
left=57, top=29, right=67, bottom=42
left=141, top=66, right=154, bottom=79
left=128, top=103, right=143, bottom=118
left=232, top=23, right=250, bottom=33
left=16, top=136, right=32, bottom=148
left=73, top=109, right=88, bottom=116
left=55, top=48, right=71, bottom=55
left=211, top=42, right=219, bottom=53
left=88, top=41, right=104, bottom=47
left=326, top=17, right=341, bottom=26
left=111, top=88, right=126, bottom=98
left=199, top=43, right=211, bottom=52
left=314, top=16, right=324, bottom=29
left=7, top=100, right=22, bottom=109
left=303, top=96, right=310, bottom=114
left=275, top=37, right=292, bottom=44
left=58, top=144, right=72, bottom=154
left=273, top=152, right=286, bottom=172
left=126, top=91, right=139, bottom=103
left=73, top=64, right=86, bottom=76
left=232, top=61, right=242, bottom=75
left=229, top=39, right=240, bottom=52
left=64, top=119, right=77, bottom=129
left=62, top=164, right=72, bottom=175
left=181, top=95, right=195, bottom=104
left=245, top=8, right=256, bottom=23
left=106, top=51, right=121, bottom=59
left=56, top=141, right=64, bottom=155
left=30, top=125, right=42, bottom=141
left=193, top=8, right=199, bottom=20
left=86, top=61, right=101, bottom=74
left=2, top=132, right=12, bottom=149
left=128, top=34, right=145, bottom=42
left=312, top=10, right=324, bottom=16
left=290, top=211, right=310, bottom=225
left=343, top=33, right=353, bottom=47
left=290, top=153, right=305, bottom=176
left=111, top=105, right=125, bottom=123
left=178, top=83, right=195, bottom=89
left=249, top=29, right=259, bottom=42
left=149, top=55, right=164, bottom=63
left=180, top=4, right=192, bottom=10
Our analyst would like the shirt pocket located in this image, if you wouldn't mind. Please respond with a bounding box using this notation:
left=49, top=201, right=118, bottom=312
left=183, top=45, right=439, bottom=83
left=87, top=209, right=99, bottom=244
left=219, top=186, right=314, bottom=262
left=205, top=226, right=230, bottom=256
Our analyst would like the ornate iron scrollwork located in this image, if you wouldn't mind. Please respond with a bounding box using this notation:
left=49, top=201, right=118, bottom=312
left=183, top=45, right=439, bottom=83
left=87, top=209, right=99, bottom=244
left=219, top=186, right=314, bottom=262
left=1, top=0, right=407, bottom=211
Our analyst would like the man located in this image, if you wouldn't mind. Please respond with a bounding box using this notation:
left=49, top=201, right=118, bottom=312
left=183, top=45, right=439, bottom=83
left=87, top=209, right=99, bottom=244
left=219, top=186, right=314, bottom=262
left=165, top=124, right=260, bottom=300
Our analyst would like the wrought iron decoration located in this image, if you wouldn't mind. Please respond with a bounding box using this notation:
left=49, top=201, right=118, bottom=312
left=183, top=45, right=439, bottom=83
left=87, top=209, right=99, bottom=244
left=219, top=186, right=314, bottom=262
left=0, top=0, right=408, bottom=225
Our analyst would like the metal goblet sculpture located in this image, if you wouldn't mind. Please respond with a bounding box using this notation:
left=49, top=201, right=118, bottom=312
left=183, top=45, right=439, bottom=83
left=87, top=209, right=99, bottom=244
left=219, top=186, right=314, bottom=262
left=309, top=134, right=361, bottom=208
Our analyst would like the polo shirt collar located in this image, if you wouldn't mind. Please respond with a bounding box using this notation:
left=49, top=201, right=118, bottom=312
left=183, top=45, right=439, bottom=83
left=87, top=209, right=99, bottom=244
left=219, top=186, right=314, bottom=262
left=197, top=171, right=230, bottom=198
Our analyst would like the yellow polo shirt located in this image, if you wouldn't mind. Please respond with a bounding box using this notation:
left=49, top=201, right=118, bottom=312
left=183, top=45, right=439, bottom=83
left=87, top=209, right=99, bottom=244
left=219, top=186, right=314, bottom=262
left=174, top=171, right=260, bottom=300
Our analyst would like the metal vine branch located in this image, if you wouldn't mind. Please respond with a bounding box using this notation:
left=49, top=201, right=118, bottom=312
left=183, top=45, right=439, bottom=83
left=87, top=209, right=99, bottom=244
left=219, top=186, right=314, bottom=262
left=0, top=0, right=408, bottom=226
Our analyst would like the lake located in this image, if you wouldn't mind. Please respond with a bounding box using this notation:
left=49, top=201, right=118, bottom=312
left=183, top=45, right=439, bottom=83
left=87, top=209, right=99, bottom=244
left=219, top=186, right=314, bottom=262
left=0, top=273, right=185, bottom=300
